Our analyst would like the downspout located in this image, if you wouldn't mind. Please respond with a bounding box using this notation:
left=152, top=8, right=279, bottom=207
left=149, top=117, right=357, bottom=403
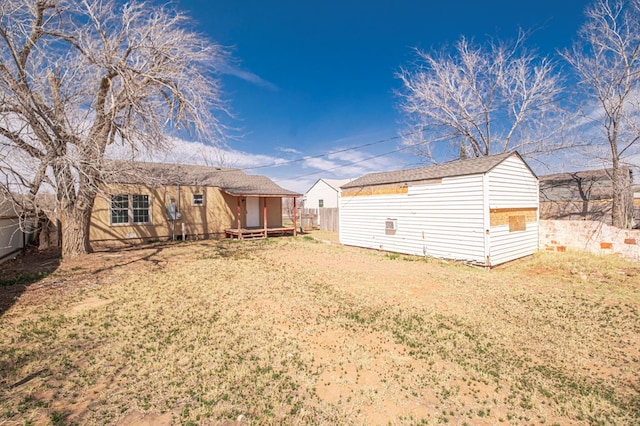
left=177, top=185, right=182, bottom=239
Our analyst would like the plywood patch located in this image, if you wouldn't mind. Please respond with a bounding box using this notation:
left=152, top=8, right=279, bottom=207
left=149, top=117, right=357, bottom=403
left=509, top=215, right=526, bottom=232
left=490, top=207, right=537, bottom=227
left=342, top=184, right=408, bottom=197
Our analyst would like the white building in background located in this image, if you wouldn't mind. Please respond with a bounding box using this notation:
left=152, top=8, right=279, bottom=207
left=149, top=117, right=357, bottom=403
left=304, top=178, right=352, bottom=209
left=0, top=198, right=35, bottom=264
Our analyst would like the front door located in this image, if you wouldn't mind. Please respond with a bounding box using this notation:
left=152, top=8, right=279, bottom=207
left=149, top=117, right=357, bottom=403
left=246, top=197, right=260, bottom=227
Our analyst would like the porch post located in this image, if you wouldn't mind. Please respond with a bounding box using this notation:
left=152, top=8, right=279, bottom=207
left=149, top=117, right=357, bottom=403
left=293, top=197, right=297, bottom=237
left=263, top=197, right=268, bottom=238
left=236, top=197, right=242, bottom=239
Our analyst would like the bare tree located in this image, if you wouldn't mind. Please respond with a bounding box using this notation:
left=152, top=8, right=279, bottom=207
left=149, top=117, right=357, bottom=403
left=0, top=0, right=227, bottom=256
left=397, top=31, right=563, bottom=162
left=562, top=0, right=640, bottom=228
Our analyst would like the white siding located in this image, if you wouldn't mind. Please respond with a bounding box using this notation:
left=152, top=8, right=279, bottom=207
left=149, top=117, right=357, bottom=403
left=0, top=217, right=24, bottom=263
left=489, top=223, right=539, bottom=266
left=487, top=156, right=539, bottom=265
left=340, top=174, right=487, bottom=264
left=0, top=200, right=35, bottom=264
left=305, top=180, right=340, bottom=209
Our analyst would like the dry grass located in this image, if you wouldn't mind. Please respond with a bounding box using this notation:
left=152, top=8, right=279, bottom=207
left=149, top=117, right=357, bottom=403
left=0, top=235, right=639, bottom=425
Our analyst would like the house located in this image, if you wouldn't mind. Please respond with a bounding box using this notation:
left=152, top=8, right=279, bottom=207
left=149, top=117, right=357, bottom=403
left=302, top=178, right=352, bottom=231
left=0, top=196, right=36, bottom=264
left=339, top=152, right=539, bottom=267
left=89, top=162, right=301, bottom=246
left=539, top=168, right=634, bottom=227
left=304, top=178, right=352, bottom=209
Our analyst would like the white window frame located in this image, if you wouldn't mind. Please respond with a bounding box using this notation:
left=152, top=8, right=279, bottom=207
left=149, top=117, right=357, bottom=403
left=192, top=193, right=205, bottom=206
left=110, top=194, right=151, bottom=225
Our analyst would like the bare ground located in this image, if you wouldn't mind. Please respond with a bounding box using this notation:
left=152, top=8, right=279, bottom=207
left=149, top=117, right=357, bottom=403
left=1, top=232, right=639, bottom=425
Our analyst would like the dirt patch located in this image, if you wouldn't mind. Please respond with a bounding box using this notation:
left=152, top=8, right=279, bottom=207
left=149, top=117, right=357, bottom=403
left=119, top=410, right=174, bottom=425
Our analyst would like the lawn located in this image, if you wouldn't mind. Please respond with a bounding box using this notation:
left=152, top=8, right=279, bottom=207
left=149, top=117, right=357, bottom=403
left=1, top=235, right=639, bottom=425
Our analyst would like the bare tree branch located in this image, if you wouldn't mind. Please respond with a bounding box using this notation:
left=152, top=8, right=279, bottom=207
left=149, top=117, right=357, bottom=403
left=397, top=31, right=564, bottom=163
left=0, top=0, right=229, bottom=256
left=562, top=0, right=640, bottom=228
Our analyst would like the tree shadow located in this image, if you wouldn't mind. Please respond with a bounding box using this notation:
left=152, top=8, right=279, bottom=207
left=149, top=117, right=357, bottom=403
left=0, top=247, right=62, bottom=317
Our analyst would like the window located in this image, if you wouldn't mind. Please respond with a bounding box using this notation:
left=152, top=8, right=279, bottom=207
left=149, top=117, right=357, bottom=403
left=193, top=194, right=204, bottom=206
left=132, top=195, right=150, bottom=223
left=110, top=194, right=150, bottom=225
left=110, top=195, right=129, bottom=224
left=318, top=199, right=324, bottom=207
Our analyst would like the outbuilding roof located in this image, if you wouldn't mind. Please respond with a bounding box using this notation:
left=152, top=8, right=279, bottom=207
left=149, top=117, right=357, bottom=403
left=104, top=161, right=301, bottom=197
left=342, top=152, right=530, bottom=189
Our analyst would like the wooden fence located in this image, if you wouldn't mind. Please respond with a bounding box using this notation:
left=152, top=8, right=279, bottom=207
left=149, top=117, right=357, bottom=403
left=301, top=208, right=339, bottom=232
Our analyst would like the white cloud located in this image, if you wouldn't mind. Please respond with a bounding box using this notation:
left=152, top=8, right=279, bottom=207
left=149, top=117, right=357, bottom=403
left=105, top=137, right=416, bottom=194
left=217, top=63, right=278, bottom=91
left=277, top=147, right=302, bottom=154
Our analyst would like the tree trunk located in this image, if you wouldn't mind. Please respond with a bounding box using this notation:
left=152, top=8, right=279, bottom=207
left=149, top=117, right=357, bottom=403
left=610, top=159, right=626, bottom=229
left=60, top=203, right=94, bottom=257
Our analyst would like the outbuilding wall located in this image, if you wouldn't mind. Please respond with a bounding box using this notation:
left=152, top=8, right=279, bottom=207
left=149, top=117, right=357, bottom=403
left=487, top=156, right=540, bottom=265
left=0, top=200, right=34, bottom=263
left=340, top=174, right=488, bottom=264
left=339, top=155, right=539, bottom=267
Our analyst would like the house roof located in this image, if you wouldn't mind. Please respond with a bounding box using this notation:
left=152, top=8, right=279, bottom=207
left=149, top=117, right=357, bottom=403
left=539, top=167, right=632, bottom=201
left=342, top=152, right=529, bottom=189
left=305, top=178, right=353, bottom=194
left=104, top=162, right=301, bottom=197
left=322, top=179, right=353, bottom=191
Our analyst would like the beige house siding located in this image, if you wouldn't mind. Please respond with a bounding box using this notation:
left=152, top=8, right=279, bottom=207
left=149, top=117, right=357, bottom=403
left=90, top=184, right=236, bottom=245
left=266, top=197, right=283, bottom=227
left=90, top=184, right=286, bottom=246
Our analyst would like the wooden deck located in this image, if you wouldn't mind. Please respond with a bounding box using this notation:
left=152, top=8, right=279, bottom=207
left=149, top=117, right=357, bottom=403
left=225, top=226, right=296, bottom=239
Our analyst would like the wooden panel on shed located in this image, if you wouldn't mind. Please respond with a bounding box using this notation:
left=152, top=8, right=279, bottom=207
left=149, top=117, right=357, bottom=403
left=342, top=184, right=409, bottom=197
left=490, top=207, right=537, bottom=227
left=508, top=215, right=526, bottom=232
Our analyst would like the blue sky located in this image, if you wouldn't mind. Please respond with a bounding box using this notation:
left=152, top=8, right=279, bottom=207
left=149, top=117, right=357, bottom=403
left=167, top=0, right=592, bottom=193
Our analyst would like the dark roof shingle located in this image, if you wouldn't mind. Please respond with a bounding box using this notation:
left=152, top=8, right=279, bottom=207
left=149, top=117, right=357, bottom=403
left=104, top=162, right=300, bottom=197
left=539, top=168, right=632, bottom=201
left=342, top=152, right=525, bottom=189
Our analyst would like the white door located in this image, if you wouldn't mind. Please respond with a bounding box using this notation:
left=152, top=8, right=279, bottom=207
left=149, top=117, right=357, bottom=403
left=246, top=197, right=260, bottom=227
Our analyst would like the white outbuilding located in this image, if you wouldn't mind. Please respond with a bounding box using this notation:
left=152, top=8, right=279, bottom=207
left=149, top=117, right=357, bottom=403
left=304, top=178, right=352, bottom=209
left=339, top=152, right=539, bottom=267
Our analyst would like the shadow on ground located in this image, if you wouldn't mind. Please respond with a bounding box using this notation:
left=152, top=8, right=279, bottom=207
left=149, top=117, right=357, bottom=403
left=0, top=247, right=62, bottom=316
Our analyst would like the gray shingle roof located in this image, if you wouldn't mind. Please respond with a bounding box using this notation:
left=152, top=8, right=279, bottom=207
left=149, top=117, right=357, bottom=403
left=104, top=162, right=301, bottom=197
left=341, top=152, right=525, bottom=189
left=539, top=167, right=632, bottom=201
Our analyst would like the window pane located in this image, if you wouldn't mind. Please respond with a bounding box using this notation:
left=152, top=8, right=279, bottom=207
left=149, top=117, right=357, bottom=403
left=132, top=195, right=150, bottom=224
left=193, top=194, right=204, bottom=206
left=110, top=195, right=129, bottom=224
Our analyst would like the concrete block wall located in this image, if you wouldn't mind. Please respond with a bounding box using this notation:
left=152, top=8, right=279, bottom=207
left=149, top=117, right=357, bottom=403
left=539, top=220, right=640, bottom=261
